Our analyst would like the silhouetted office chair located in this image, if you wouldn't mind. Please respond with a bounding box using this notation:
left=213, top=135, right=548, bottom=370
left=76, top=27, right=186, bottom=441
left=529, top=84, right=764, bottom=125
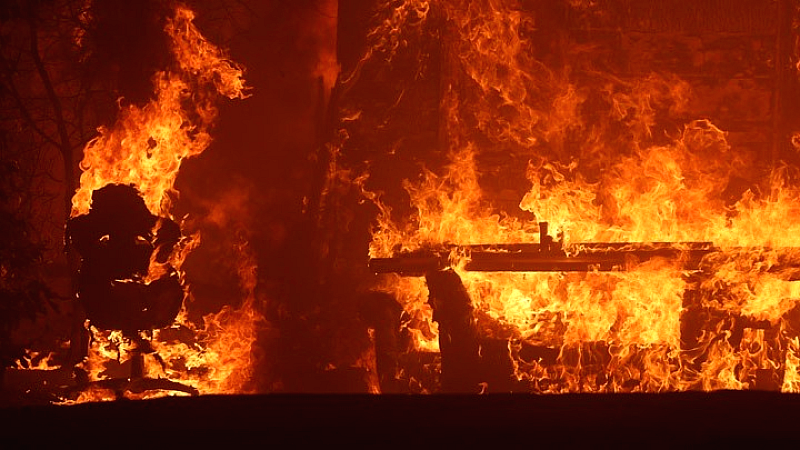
left=68, top=184, right=197, bottom=397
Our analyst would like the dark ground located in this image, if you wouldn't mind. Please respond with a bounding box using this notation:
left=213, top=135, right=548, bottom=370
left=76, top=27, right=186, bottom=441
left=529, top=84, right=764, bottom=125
left=2, top=392, right=800, bottom=446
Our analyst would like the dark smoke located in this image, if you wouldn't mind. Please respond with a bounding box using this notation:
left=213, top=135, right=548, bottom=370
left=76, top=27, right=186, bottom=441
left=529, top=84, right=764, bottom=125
left=174, top=0, right=342, bottom=392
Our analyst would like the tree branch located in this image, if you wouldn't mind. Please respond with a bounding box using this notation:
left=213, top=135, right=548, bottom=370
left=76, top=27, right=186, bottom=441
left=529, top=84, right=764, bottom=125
left=0, top=74, right=61, bottom=149
left=26, top=9, right=75, bottom=217
left=0, top=45, right=63, bottom=149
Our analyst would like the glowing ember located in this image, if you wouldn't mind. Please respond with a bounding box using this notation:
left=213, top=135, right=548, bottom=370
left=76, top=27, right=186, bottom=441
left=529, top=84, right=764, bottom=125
left=15, top=351, right=61, bottom=371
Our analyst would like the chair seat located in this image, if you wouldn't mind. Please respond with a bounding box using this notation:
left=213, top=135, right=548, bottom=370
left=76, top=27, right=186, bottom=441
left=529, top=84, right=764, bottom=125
left=80, top=273, right=183, bottom=333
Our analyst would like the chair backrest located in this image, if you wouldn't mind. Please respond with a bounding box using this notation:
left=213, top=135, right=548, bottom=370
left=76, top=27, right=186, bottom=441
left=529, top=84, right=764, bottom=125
left=69, top=184, right=184, bottom=334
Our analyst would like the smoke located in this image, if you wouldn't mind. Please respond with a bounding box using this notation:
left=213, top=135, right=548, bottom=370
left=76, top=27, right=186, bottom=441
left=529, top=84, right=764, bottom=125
left=174, top=0, right=340, bottom=392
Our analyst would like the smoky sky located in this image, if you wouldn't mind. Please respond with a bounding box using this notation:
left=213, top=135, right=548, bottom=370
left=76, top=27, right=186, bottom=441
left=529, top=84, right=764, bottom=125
left=170, top=1, right=338, bottom=328
left=174, top=0, right=337, bottom=243
left=177, top=0, right=336, bottom=202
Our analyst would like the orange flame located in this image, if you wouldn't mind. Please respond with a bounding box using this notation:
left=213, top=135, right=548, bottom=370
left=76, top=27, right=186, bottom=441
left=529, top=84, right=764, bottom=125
left=66, top=5, right=261, bottom=401
left=71, top=6, right=248, bottom=218
left=360, top=0, right=800, bottom=392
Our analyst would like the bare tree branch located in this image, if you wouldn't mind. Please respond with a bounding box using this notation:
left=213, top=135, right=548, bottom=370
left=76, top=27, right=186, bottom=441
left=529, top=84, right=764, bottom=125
left=0, top=64, right=62, bottom=149
left=25, top=8, right=75, bottom=218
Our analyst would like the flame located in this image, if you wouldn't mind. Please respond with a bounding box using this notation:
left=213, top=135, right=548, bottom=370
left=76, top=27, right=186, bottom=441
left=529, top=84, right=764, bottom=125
left=15, top=351, right=61, bottom=371
left=356, top=0, right=800, bottom=392
left=71, top=6, right=248, bottom=218
left=68, top=236, right=262, bottom=403
left=64, top=5, right=261, bottom=401
left=147, top=239, right=264, bottom=395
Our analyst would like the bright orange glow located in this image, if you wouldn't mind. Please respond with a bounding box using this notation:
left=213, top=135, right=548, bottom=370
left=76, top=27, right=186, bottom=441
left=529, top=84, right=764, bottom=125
left=65, top=5, right=259, bottom=402
left=363, top=0, right=800, bottom=392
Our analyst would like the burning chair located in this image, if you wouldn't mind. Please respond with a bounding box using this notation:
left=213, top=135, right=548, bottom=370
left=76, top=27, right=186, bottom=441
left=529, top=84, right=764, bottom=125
left=67, top=184, right=197, bottom=398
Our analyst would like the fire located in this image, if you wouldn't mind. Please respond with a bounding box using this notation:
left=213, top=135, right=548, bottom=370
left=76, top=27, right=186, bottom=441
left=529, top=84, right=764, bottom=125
left=64, top=4, right=259, bottom=401
left=15, top=351, right=61, bottom=371
left=355, top=0, right=800, bottom=392
left=71, top=7, right=247, bottom=217
left=147, top=239, right=264, bottom=395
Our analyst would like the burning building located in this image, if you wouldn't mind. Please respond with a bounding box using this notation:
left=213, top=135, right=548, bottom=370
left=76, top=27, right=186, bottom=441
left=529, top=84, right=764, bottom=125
left=4, top=0, right=800, bottom=442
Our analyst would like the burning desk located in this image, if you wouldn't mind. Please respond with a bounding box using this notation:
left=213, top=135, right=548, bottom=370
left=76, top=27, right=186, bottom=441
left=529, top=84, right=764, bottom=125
left=369, top=223, right=800, bottom=393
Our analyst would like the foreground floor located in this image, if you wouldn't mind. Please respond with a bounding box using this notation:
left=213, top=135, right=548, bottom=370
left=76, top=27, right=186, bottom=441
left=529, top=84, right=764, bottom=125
left=2, top=391, right=800, bottom=446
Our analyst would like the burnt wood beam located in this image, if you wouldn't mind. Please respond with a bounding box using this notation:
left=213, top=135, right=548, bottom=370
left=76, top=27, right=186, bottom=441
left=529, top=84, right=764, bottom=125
left=370, top=242, right=714, bottom=273
left=370, top=243, right=800, bottom=274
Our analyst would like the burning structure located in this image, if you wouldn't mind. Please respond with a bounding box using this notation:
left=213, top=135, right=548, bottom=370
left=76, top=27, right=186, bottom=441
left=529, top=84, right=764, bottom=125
left=332, top=0, right=800, bottom=394
left=5, top=0, right=800, bottom=437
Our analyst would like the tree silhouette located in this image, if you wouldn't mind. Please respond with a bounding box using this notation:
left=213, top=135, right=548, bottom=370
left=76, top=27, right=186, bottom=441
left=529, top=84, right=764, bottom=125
left=0, top=0, right=173, bottom=375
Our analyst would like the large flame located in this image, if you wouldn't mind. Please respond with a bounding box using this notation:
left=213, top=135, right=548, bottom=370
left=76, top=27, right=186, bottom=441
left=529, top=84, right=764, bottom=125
left=66, top=5, right=260, bottom=401
left=359, top=0, right=800, bottom=392
left=71, top=6, right=247, bottom=217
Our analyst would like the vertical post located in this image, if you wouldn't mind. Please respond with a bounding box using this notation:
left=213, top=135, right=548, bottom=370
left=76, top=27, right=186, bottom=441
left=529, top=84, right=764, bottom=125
left=771, top=0, right=794, bottom=168
left=360, top=291, right=403, bottom=393
left=679, top=272, right=705, bottom=390
left=129, top=341, right=144, bottom=380
left=425, top=269, right=482, bottom=393
left=539, top=221, right=552, bottom=253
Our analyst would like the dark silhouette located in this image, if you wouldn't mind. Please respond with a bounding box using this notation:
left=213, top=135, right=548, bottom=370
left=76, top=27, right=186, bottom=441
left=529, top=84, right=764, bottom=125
left=65, top=184, right=198, bottom=397
left=67, top=184, right=183, bottom=334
